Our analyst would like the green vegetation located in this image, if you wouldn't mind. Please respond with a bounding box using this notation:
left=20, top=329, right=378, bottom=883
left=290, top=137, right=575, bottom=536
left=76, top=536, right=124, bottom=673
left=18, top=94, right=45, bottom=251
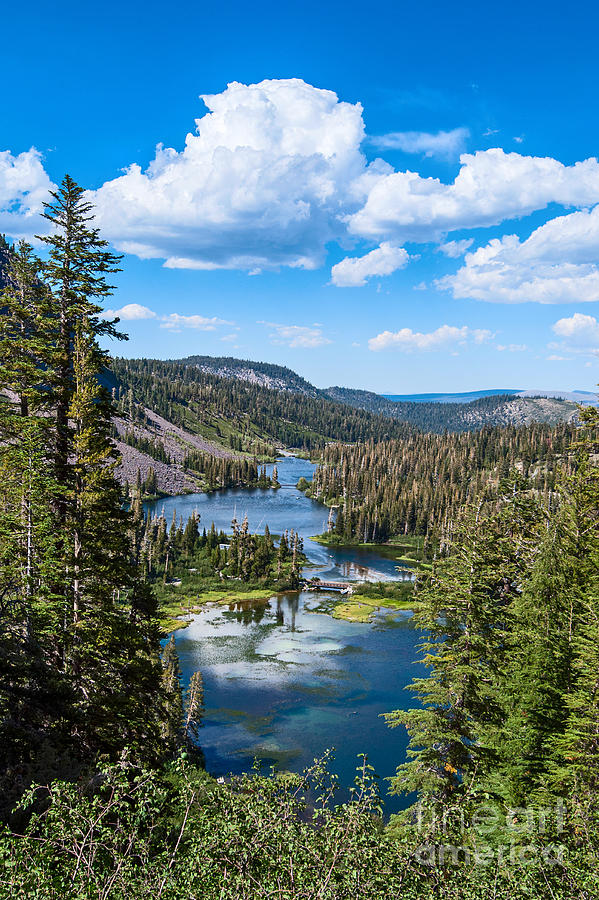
left=0, top=178, right=190, bottom=815
left=352, top=579, right=415, bottom=603
left=118, top=425, right=172, bottom=462
left=311, top=423, right=581, bottom=544
left=131, top=504, right=305, bottom=632
left=2, top=752, right=599, bottom=898
left=332, top=600, right=379, bottom=622
left=330, top=581, right=416, bottom=622
left=385, top=407, right=599, bottom=856
left=310, top=533, right=432, bottom=569
left=325, top=384, right=577, bottom=432
left=157, top=587, right=278, bottom=633
left=110, top=355, right=414, bottom=453
left=182, top=450, right=279, bottom=491
left=2, top=183, right=599, bottom=896
left=174, top=353, right=320, bottom=396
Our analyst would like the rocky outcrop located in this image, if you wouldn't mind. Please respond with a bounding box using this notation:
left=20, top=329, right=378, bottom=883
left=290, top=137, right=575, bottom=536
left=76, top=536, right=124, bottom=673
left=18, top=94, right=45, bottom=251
left=114, top=440, right=201, bottom=495
left=113, top=407, right=238, bottom=495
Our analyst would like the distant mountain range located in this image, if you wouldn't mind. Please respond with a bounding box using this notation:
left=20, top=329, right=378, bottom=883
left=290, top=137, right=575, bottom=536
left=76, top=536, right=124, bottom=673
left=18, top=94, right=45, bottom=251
left=385, top=388, right=599, bottom=405
left=384, top=389, right=521, bottom=404
left=106, top=354, right=587, bottom=495
left=155, top=355, right=584, bottom=432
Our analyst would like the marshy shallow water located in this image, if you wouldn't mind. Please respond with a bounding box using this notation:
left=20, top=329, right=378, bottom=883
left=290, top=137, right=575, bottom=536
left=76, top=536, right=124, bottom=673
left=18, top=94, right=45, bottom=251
left=146, top=456, right=422, bottom=813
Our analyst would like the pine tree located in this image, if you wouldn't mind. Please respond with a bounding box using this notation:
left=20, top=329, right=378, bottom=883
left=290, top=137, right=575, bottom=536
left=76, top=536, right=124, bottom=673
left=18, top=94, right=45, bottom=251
left=386, top=481, right=544, bottom=817
left=547, top=410, right=599, bottom=813
left=0, top=178, right=173, bottom=796
left=37, top=175, right=124, bottom=532
left=161, top=636, right=184, bottom=751
left=0, top=241, right=68, bottom=807
left=184, top=671, right=205, bottom=747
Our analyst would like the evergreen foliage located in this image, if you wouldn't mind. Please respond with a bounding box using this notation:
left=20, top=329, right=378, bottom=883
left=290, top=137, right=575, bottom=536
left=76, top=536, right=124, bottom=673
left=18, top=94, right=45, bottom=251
left=110, top=356, right=414, bottom=451
left=2, top=184, right=599, bottom=896
left=385, top=410, right=599, bottom=865
left=310, top=424, right=579, bottom=544
left=0, top=180, right=181, bottom=813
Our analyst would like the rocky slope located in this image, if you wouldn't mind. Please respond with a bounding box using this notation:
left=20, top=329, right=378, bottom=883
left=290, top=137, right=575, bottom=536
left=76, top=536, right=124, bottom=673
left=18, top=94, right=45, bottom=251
left=324, top=386, right=579, bottom=432
left=114, top=406, right=236, bottom=495
left=179, top=355, right=320, bottom=397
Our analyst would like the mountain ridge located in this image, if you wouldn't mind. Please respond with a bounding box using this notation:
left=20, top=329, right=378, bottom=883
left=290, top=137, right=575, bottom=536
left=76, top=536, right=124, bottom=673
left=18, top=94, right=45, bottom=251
left=106, top=355, right=582, bottom=494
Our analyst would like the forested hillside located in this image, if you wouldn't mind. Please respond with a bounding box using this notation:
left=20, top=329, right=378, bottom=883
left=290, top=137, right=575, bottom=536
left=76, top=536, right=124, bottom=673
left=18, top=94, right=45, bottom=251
left=110, top=356, right=414, bottom=453
left=307, top=422, right=581, bottom=545
left=105, top=355, right=581, bottom=496
left=180, top=354, right=320, bottom=396
left=111, top=353, right=580, bottom=444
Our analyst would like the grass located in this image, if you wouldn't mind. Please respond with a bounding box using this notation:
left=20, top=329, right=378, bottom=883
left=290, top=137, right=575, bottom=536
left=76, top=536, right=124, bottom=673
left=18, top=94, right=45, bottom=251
left=157, top=585, right=279, bottom=634
left=332, top=601, right=377, bottom=623
left=310, top=534, right=432, bottom=569
left=326, top=581, right=418, bottom=623
left=332, top=596, right=416, bottom=623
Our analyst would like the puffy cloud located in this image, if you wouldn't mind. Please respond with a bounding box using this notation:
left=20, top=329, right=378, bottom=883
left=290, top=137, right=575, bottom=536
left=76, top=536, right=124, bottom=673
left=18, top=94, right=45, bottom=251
left=91, top=79, right=369, bottom=272
left=439, top=205, right=599, bottom=304
left=550, top=312, right=599, bottom=357
left=160, top=313, right=233, bottom=331
left=100, top=304, right=232, bottom=331
left=553, top=312, right=599, bottom=341
left=259, top=321, right=332, bottom=348
left=331, top=242, right=409, bottom=287
left=101, top=303, right=157, bottom=320
left=370, top=127, right=469, bottom=159
left=348, top=149, right=599, bottom=243
left=368, top=324, right=492, bottom=352
left=4, top=82, right=599, bottom=296
left=0, top=148, right=55, bottom=240
left=438, top=238, right=474, bottom=258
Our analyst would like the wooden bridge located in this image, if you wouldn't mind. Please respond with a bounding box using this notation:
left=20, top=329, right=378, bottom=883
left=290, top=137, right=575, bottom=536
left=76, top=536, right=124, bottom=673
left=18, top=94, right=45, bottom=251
left=302, top=580, right=354, bottom=595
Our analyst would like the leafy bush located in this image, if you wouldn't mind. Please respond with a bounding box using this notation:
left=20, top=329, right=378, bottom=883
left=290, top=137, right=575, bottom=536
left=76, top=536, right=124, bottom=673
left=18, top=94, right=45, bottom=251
left=2, top=753, right=598, bottom=899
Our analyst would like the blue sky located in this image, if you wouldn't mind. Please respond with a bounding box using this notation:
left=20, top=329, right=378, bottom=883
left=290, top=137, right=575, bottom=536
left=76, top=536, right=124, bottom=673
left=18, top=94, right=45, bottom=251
left=2, top=0, right=599, bottom=392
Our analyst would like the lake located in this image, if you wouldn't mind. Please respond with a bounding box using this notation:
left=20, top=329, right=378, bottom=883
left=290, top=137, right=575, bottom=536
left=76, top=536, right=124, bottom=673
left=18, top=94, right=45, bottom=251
left=145, top=456, right=422, bottom=814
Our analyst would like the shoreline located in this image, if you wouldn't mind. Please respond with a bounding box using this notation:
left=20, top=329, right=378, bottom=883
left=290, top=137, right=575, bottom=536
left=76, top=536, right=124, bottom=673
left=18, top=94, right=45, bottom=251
left=162, top=578, right=418, bottom=632
left=309, top=534, right=432, bottom=569
left=159, top=587, right=285, bottom=634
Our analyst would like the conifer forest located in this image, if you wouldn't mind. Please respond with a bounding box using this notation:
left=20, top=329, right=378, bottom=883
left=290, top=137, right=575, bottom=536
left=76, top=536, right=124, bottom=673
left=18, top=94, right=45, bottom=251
left=1, top=170, right=599, bottom=895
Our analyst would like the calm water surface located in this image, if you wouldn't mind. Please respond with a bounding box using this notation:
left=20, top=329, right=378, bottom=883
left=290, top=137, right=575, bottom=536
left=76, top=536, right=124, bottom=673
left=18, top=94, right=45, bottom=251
left=146, top=457, right=422, bottom=813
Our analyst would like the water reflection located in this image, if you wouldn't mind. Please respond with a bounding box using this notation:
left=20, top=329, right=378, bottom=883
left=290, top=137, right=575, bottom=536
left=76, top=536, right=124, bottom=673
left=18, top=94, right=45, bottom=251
left=145, top=456, right=412, bottom=583
left=145, top=457, right=422, bottom=813
left=175, top=590, right=422, bottom=815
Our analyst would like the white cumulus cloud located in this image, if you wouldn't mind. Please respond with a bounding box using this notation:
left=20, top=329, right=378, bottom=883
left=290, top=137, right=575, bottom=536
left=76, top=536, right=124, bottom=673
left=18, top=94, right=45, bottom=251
left=331, top=242, right=409, bottom=287
left=348, top=149, right=599, bottom=243
left=550, top=312, right=599, bottom=357
left=438, top=204, right=599, bottom=304
left=259, top=321, right=332, bottom=348
left=160, top=313, right=233, bottom=331
left=0, top=148, right=55, bottom=240
left=368, top=324, right=492, bottom=352
left=370, top=127, right=469, bottom=159
left=90, top=79, right=369, bottom=272
left=3, top=82, right=599, bottom=303
left=101, top=303, right=157, bottom=320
